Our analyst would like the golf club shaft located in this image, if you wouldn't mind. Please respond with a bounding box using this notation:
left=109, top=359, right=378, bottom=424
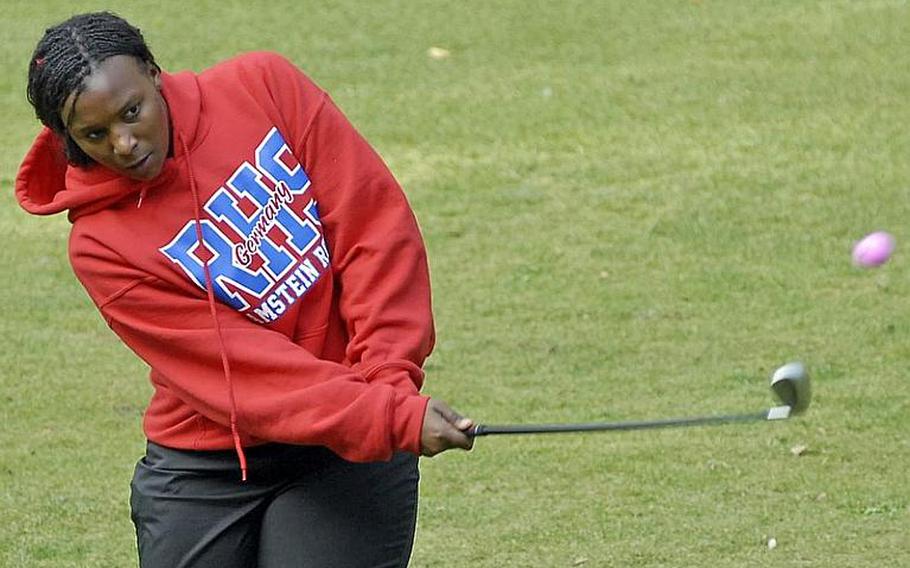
left=470, top=406, right=791, bottom=437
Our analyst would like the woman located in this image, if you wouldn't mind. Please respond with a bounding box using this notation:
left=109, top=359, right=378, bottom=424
left=17, top=11, right=473, bottom=567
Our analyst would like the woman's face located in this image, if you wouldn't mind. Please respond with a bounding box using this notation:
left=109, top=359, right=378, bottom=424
left=63, top=55, right=170, bottom=181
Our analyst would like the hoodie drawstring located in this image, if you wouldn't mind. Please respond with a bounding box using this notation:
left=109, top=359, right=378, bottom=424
left=181, top=135, right=248, bottom=482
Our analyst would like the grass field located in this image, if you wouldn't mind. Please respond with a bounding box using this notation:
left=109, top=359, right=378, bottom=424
left=2, top=1, right=909, bottom=566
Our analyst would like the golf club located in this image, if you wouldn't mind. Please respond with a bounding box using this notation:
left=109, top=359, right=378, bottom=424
left=469, top=361, right=810, bottom=437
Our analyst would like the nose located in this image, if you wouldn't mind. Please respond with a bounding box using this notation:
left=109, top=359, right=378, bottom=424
left=111, top=125, right=138, bottom=157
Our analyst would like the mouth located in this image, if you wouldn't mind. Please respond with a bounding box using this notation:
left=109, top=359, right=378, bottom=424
left=126, top=153, right=152, bottom=171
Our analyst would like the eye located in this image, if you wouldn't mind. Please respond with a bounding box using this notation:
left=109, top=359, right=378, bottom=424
left=124, top=103, right=141, bottom=120
left=85, top=129, right=106, bottom=142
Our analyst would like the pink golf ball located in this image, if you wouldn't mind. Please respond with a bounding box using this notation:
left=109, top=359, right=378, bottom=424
left=852, top=231, right=895, bottom=267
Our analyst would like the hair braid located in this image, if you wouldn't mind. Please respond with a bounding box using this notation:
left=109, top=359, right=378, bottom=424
left=26, top=11, right=158, bottom=166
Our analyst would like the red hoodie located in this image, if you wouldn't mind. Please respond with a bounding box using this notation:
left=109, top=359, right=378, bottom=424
left=15, top=52, right=433, bottom=473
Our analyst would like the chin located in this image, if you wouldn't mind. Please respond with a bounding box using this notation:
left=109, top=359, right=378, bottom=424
left=134, top=167, right=164, bottom=181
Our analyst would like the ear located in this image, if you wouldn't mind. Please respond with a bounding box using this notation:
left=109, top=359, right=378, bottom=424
left=147, top=62, right=162, bottom=89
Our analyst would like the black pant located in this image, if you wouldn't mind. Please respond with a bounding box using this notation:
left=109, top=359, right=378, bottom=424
left=130, top=442, right=419, bottom=567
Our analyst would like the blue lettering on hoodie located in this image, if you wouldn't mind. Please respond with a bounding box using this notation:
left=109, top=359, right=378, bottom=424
left=160, top=127, right=329, bottom=323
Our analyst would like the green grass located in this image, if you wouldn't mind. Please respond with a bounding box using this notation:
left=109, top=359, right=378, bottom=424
left=2, top=1, right=909, bottom=566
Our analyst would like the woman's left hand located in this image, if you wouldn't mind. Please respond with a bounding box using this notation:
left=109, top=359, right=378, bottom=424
left=420, top=399, right=475, bottom=457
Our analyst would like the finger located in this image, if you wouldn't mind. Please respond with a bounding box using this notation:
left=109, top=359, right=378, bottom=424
left=455, top=416, right=474, bottom=431
left=433, top=400, right=473, bottom=430
left=433, top=400, right=460, bottom=423
left=458, top=431, right=475, bottom=450
left=448, top=426, right=474, bottom=451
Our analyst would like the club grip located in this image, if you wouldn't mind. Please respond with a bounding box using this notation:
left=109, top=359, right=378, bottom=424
left=469, top=424, right=488, bottom=437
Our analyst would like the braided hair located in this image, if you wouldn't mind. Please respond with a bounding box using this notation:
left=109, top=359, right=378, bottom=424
left=26, top=11, right=159, bottom=166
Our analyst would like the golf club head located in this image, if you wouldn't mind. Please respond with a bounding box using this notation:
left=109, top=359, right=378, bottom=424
left=770, top=362, right=811, bottom=415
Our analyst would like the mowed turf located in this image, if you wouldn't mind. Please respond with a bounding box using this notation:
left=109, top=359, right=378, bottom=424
left=2, top=1, right=908, bottom=566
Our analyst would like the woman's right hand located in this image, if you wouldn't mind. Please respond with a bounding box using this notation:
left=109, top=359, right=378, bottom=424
left=420, top=399, right=474, bottom=457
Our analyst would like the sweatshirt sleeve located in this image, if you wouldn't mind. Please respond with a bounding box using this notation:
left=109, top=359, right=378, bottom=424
left=257, top=53, right=437, bottom=396
left=69, top=235, right=429, bottom=462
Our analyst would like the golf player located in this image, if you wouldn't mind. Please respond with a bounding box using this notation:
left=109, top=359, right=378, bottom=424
left=16, top=11, right=473, bottom=567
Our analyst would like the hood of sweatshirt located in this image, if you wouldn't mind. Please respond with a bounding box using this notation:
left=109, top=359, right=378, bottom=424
left=16, top=70, right=205, bottom=222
